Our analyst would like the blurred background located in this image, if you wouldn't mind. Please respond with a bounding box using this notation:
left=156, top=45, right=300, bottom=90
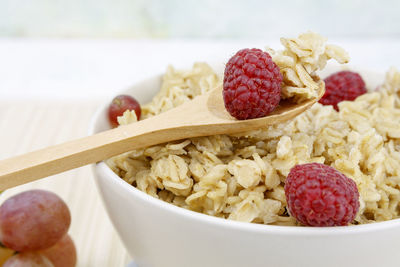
left=1, top=0, right=400, bottom=100
left=1, top=0, right=400, bottom=39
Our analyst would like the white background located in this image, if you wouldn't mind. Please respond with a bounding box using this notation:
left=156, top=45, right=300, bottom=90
left=0, top=38, right=400, bottom=100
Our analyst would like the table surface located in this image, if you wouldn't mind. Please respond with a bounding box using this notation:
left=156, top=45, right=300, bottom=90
left=0, top=38, right=399, bottom=267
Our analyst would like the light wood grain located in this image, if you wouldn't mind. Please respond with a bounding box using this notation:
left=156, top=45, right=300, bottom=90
left=0, top=82, right=324, bottom=191
left=0, top=100, right=131, bottom=267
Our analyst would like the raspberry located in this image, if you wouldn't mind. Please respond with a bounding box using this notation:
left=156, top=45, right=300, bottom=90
left=319, top=71, right=366, bottom=111
left=284, top=163, right=360, bottom=227
left=223, top=48, right=283, bottom=120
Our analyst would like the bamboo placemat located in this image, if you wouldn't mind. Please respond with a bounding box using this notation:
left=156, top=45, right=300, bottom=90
left=0, top=99, right=131, bottom=267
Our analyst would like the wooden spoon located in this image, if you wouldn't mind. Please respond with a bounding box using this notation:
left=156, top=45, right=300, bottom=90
left=0, top=80, right=324, bottom=190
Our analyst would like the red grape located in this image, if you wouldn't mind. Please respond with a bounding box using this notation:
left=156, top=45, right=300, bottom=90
left=0, top=190, right=71, bottom=251
left=108, top=94, right=141, bottom=128
left=3, top=252, right=53, bottom=267
left=40, top=234, right=77, bottom=267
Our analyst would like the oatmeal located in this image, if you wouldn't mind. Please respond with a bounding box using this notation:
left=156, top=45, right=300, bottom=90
left=106, top=33, right=400, bottom=226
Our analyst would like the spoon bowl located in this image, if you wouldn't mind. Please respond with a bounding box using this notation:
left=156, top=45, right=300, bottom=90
left=207, top=79, right=325, bottom=128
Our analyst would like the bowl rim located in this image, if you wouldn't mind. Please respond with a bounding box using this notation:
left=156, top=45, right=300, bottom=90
left=89, top=68, right=400, bottom=236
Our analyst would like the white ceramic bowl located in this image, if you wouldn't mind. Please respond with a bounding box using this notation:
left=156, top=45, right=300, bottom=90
left=90, top=66, right=400, bottom=267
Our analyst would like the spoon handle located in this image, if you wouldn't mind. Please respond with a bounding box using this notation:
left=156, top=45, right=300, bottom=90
left=0, top=82, right=323, bottom=190
left=0, top=96, right=211, bottom=190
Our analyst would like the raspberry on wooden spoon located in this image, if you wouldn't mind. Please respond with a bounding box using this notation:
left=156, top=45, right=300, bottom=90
left=223, top=48, right=283, bottom=120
